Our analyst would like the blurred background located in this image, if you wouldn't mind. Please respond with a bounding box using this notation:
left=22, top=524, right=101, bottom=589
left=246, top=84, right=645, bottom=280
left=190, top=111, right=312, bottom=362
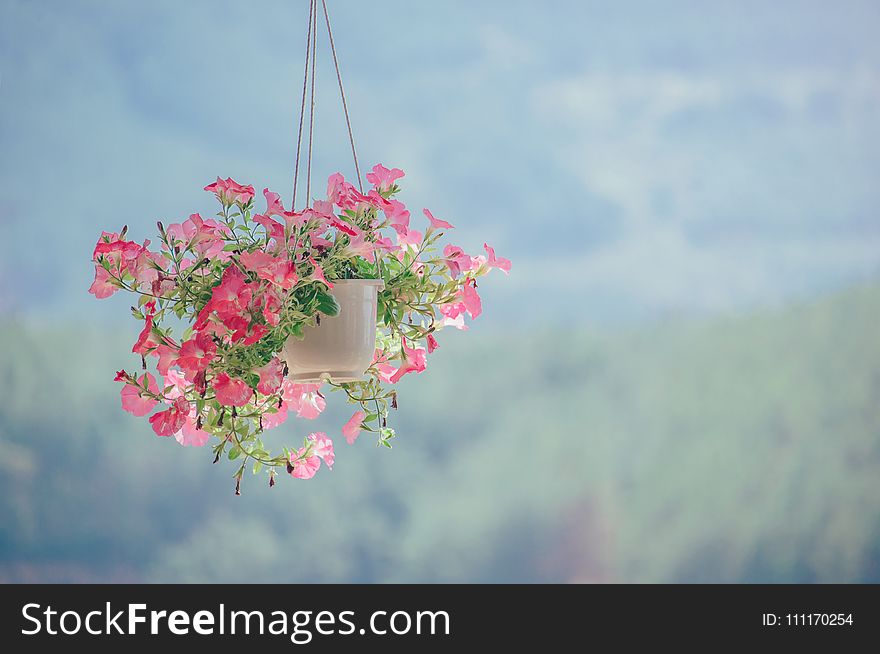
left=1, top=0, right=879, bottom=582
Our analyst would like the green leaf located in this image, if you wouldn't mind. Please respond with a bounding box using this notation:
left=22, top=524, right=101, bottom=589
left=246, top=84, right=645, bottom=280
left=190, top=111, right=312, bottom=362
left=228, top=446, right=242, bottom=461
left=315, top=289, right=341, bottom=316
left=252, top=461, right=263, bottom=474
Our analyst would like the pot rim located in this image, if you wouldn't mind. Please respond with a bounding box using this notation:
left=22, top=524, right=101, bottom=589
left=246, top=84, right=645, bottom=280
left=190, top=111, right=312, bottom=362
left=329, top=278, right=385, bottom=288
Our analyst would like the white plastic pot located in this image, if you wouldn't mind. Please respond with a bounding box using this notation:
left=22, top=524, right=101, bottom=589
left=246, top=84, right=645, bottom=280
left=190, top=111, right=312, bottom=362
left=281, top=279, right=384, bottom=383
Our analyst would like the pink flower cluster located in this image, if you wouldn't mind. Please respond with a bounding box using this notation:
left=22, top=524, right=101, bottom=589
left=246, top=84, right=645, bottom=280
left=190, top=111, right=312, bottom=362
left=90, top=163, right=509, bottom=488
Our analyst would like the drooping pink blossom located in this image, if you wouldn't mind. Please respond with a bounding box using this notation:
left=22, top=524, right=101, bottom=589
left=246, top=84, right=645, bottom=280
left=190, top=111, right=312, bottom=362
left=120, top=372, right=159, bottom=417
left=212, top=372, right=252, bottom=407
left=461, top=278, right=482, bottom=318
left=88, top=265, right=118, bottom=299
left=176, top=414, right=211, bottom=447
left=426, top=333, right=439, bottom=353
left=342, top=410, right=366, bottom=445
left=149, top=396, right=189, bottom=437
left=255, top=357, right=284, bottom=395
left=366, top=163, right=405, bottom=193
left=177, top=331, right=216, bottom=375
left=132, top=312, right=158, bottom=356
left=281, top=381, right=326, bottom=419
left=308, top=432, right=335, bottom=469
left=483, top=243, right=511, bottom=274
left=289, top=448, right=321, bottom=479
left=375, top=362, right=397, bottom=384
left=261, top=403, right=290, bottom=430
left=389, top=338, right=428, bottom=383
left=423, top=208, right=454, bottom=230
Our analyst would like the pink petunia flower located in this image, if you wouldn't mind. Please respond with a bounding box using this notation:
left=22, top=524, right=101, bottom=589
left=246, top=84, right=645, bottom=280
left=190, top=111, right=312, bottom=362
left=149, top=345, right=176, bottom=377
left=389, top=338, right=428, bottom=383
left=427, top=333, right=439, bottom=353
left=366, top=163, right=405, bottom=193
left=308, top=432, right=335, bottom=469
left=149, top=396, right=189, bottom=437
left=177, top=331, right=216, bottom=376
left=383, top=199, right=410, bottom=231
left=483, top=243, right=511, bottom=274
left=261, top=402, right=290, bottom=430
left=289, top=449, right=321, bottom=479
left=212, top=372, right=252, bottom=407
left=204, top=177, right=255, bottom=206
left=423, top=208, right=454, bottom=230
left=263, top=188, right=289, bottom=217
left=132, top=312, right=159, bottom=356
left=461, top=278, right=482, bottom=318
left=175, top=414, right=211, bottom=447
left=342, top=410, right=366, bottom=445
left=88, top=265, right=118, bottom=299
left=255, top=357, right=284, bottom=395
left=120, top=372, right=159, bottom=417
left=239, top=251, right=299, bottom=290
left=442, top=244, right=478, bottom=279
left=281, top=381, right=326, bottom=419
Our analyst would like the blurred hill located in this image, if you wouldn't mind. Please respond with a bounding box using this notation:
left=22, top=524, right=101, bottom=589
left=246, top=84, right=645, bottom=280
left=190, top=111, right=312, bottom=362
left=0, top=281, right=878, bottom=583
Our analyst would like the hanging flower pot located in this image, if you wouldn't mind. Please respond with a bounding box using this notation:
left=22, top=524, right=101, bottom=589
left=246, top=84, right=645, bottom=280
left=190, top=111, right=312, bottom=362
left=86, top=0, right=512, bottom=492
left=282, top=278, right=384, bottom=383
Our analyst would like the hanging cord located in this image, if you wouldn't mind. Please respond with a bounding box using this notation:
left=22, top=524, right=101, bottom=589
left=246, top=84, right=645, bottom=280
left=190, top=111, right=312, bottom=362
left=291, top=0, right=363, bottom=208
left=305, top=0, right=318, bottom=206
left=320, top=0, right=363, bottom=193
left=291, top=0, right=315, bottom=210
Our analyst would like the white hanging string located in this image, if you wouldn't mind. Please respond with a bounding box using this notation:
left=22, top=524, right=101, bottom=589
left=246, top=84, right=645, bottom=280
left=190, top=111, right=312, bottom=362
left=291, top=0, right=363, bottom=210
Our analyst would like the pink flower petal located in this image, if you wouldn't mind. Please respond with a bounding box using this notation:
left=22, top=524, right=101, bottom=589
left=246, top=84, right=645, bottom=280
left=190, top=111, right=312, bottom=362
left=212, top=372, right=252, bottom=407
left=119, top=372, right=159, bottom=417
left=423, top=208, right=454, bottom=230
left=342, top=410, right=366, bottom=445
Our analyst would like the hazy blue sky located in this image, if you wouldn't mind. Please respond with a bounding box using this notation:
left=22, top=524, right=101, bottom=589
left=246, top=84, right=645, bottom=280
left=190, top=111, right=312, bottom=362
left=2, top=0, right=879, bottom=324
